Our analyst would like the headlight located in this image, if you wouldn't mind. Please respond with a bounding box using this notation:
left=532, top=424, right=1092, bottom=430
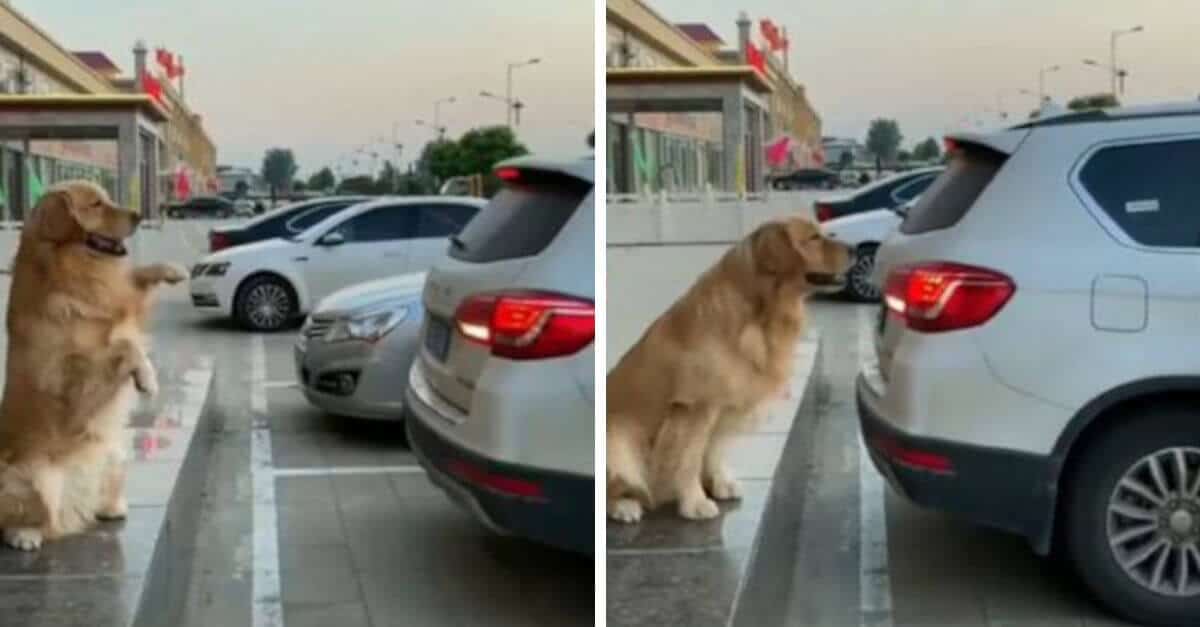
left=325, top=302, right=411, bottom=343
left=205, top=262, right=231, bottom=276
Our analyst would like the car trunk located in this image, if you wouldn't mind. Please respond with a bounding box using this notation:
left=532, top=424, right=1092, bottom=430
left=417, top=171, right=589, bottom=414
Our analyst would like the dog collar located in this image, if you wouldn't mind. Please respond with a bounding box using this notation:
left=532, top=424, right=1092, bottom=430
left=85, top=233, right=128, bottom=257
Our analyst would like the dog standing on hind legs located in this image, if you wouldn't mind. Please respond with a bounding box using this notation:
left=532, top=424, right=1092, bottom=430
left=607, top=217, right=851, bottom=523
left=0, top=180, right=185, bottom=550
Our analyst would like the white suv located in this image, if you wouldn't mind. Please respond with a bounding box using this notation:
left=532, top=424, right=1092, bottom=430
left=405, top=155, right=594, bottom=554
left=859, top=102, right=1200, bottom=626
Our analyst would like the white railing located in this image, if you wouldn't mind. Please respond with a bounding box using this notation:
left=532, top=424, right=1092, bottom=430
left=607, top=188, right=833, bottom=245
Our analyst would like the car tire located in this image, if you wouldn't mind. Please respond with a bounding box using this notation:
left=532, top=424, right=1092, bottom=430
left=1062, top=403, right=1200, bottom=626
left=234, top=274, right=297, bottom=332
left=843, top=244, right=881, bottom=302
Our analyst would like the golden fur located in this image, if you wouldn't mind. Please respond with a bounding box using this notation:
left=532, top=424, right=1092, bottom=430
left=0, top=180, right=185, bottom=550
left=607, top=217, right=851, bottom=522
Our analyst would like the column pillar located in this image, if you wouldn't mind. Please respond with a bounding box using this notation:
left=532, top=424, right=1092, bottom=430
left=721, top=88, right=745, bottom=193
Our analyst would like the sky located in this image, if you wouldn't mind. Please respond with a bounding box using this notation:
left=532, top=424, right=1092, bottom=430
left=654, top=0, right=1199, bottom=148
left=17, top=0, right=595, bottom=177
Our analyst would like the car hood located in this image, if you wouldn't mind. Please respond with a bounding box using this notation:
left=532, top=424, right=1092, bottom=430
left=202, top=236, right=292, bottom=262
left=313, top=272, right=428, bottom=316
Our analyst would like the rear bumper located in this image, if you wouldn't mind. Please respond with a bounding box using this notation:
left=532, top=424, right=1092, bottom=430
left=855, top=374, right=1055, bottom=551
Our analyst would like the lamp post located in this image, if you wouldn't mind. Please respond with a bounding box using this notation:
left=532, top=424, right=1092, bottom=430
left=432, top=97, right=455, bottom=139
left=1038, top=64, right=1061, bottom=104
left=416, top=119, right=447, bottom=140
left=505, top=58, right=540, bottom=127
left=1110, top=26, right=1144, bottom=97
left=996, top=88, right=1036, bottom=121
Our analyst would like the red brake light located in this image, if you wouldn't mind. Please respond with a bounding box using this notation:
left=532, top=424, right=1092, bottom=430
left=873, top=436, right=954, bottom=475
left=884, top=262, right=1014, bottom=333
left=454, top=291, right=594, bottom=360
left=815, top=202, right=834, bottom=222
left=495, top=167, right=521, bottom=182
left=445, top=459, right=545, bottom=500
left=943, top=138, right=959, bottom=154
left=209, top=232, right=231, bottom=252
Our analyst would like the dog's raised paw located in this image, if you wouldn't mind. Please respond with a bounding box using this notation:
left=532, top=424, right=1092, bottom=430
left=679, top=496, right=720, bottom=520
left=608, top=499, right=643, bottom=524
left=710, top=476, right=743, bottom=501
left=134, top=362, right=159, bottom=398
left=4, top=527, right=42, bottom=551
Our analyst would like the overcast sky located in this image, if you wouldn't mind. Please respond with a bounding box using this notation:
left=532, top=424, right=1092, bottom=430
left=18, top=0, right=594, bottom=177
left=654, top=0, right=1198, bottom=147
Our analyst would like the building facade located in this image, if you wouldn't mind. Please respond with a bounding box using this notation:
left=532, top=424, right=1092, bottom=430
left=606, top=0, right=822, bottom=194
left=0, top=2, right=216, bottom=216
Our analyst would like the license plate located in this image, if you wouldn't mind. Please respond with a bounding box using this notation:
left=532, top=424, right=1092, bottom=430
left=424, top=317, right=451, bottom=361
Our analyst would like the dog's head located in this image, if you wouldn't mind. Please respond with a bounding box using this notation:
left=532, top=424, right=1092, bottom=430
left=28, top=180, right=140, bottom=256
left=749, top=217, right=852, bottom=291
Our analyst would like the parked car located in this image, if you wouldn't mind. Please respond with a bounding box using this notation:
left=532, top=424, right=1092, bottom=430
left=206, top=196, right=368, bottom=252
left=859, top=102, right=1200, bottom=626
left=295, top=272, right=426, bottom=420
left=821, top=194, right=922, bottom=301
left=405, top=155, right=594, bottom=554
left=233, top=199, right=256, bottom=217
left=188, top=196, right=484, bottom=331
left=769, top=167, right=839, bottom=190
left=167, top=195, right=236, bottom=219
left=813, top=166, right=943, bottom=223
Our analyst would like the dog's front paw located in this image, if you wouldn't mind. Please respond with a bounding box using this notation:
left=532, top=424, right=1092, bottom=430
left=678, top=496, right=720, bottom=520
left=608, top=498, right=644, bottom=524
left=96, top=498, right=128, bottom=521
left=710, top=476, right=743, bottom=501
left=160, top=263, right=188, bottom=285
left=134, top=361, right=159, bottom=398
left=4, top=527, right=42, bottom=551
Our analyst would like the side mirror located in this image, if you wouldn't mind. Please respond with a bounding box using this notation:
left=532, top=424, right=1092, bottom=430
left=318, top=231, right=346, bottom=247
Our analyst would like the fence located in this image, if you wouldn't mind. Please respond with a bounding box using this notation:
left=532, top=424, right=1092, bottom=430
left=607, top=189, right=834, bottom=245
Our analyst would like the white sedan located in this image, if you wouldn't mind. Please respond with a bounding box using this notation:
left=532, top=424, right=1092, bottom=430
left=188, top=196, right=485, bottom=331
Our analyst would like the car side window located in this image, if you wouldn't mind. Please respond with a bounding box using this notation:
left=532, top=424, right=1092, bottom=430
left=288, top=203, right=348, bottom=233
left=415, top=204, right=480, bottom=238
left=1079, top=139, right=1200, bottom=248
left=340, top=205, right=418, bottom=242
left=892, top=175, right=935, bottom=203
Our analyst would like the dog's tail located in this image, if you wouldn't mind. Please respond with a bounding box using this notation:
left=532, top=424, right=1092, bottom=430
left=606, top=420, right=652, bottom=507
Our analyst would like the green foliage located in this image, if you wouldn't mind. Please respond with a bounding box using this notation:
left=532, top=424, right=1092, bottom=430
left=292, top=180, right=307, bottom=191
left=376, top=161, right=401, bottom=193
left=912, top=137, right=941, bottom=162
left=1067, top=93, right=1120, bottom=111
left=865, top=119, right=903, bottom=163
left=419, top=126, right=529, bottom=195
left=261, top=148, right=298, bottom=201
left=336, top=175, right=382, bottom=195
left=307, top=167, right=336, bottom=192
left=836, top=151, right=853, bottom=171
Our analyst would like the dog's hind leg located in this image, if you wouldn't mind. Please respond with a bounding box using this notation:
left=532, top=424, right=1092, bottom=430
left=4, top=461, right=65, bottom=551
left=652, top=403, right=722, bottom=520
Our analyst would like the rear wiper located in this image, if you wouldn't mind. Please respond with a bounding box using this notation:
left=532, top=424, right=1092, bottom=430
left=449, top=236, right=467, bottom=250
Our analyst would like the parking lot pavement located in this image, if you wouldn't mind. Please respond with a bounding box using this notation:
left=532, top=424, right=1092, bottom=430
left=756, top=300, right=1139, bottom=627
left=257, top=332, right=593, bottom=627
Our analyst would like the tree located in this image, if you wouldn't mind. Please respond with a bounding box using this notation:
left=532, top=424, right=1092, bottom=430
left=912, top=137, right=941, bottom=162
left=376, top=161, right=401, bottom=193
left=336, top=175, right=381, bottom=195
left=419, top=126, right=529, bottom=195
left=261, top=148, right=298, bottom=204
left=897, top=149, right=912, bottom=162
left=836, top=151, right=854, bottom=171
left=233, top=180, right=249, bottom=199
left=292, top=180, right=307, bottom=192
left=1067, top=93, right=1120, bottom=111
left=865, top=119, right=903, bottom=168
left=307, top=167, right=336, bottom=192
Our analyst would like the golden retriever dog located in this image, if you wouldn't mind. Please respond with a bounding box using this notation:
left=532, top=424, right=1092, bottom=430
left=607, top=217, right=851, bottom=523
left=0, top=180, right=185, bottom=550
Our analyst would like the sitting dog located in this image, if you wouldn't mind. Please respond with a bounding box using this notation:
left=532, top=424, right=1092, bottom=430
left=0, top=180, right=185, bottom=550
left=607, top=217, right=851, bottom=523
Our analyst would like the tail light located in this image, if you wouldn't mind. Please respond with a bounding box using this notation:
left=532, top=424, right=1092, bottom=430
left=884, top=262, right=1014, bottom=333
left=209, top=232, right=231, bottom=252
left=454, top=290, right=594, bottom=360
left=815, top=202, right=834, bottom=222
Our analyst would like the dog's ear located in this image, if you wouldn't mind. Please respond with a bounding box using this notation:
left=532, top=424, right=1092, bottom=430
left=753, top=222, right=805, bottom=275
left=31, top=190, right=80, bottom=243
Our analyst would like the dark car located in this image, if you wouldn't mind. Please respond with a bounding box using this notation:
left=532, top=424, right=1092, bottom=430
left=167, top=196, right=237, bottom=219
left=206, top=196, right=368, bottom=252
left=769, top=167, right=839, bottom=190
left=813, top=167, right=943, bottom=222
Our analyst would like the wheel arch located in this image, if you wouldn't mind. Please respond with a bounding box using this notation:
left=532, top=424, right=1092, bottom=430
left=1038, top=377, right=1200, bottom=554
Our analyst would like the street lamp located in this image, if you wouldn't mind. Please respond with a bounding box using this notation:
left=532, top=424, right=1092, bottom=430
left=1110, top=26, right=1144, bottom=96
left=433, top=96, right=456, bottom=138
left=1038, top=64, right=1061, bottom=104
left=506, top=57, right=540, bottom=127
left=481, top=90, right=527, bottom=127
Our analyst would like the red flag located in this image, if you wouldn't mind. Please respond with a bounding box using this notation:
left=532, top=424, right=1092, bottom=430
left=168, top=58, right=184, bottom=80
left=746, top=43, right=765, bottom=75
left=141, top=71, right=165, bottom=106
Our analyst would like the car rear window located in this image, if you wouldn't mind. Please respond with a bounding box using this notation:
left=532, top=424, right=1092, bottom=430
left=900, top=146, right=1006, bottom=234
left=1078, top=138, right=1200, bottom=248
left=449, top=171, right=591, bottom=263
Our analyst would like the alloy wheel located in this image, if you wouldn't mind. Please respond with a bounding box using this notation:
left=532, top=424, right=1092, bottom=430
left=848, top=251, right=880, bottom=300
left=243, top=282, right=291, bottom=330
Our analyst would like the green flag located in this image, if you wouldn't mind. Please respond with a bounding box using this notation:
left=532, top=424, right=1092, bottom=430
left=26, top=162, right=43, bottom=208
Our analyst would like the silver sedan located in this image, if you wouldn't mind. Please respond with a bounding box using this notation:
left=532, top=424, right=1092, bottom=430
left=294, top=272, right=425, bottom=420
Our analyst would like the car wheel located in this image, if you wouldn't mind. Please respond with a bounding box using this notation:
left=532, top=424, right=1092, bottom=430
left=1063, top=403, right=1200, bottom=626
left=844, top=244, right=881, bottom=302
left=234, top=275, right=297, bottom=332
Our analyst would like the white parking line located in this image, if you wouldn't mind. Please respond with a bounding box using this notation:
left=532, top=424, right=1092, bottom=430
left=273, top=465, right=425, bottom=478
left=858, top=305, right=894, bottom=627
left=250, top=335, right=283, bottom=627
left=262, top=380, right=298, bottom=390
